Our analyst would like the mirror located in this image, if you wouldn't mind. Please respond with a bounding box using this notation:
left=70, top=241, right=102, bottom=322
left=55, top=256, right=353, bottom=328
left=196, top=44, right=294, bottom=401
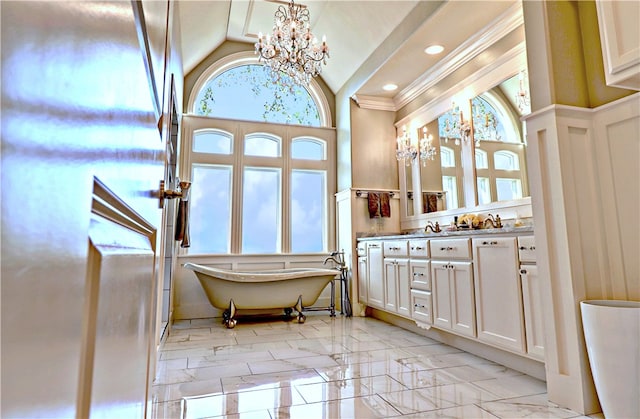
left=405, top=71, right=530, bottom=217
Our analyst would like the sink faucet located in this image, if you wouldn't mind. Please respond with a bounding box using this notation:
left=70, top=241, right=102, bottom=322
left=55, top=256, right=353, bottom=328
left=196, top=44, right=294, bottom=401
left=483, top=213, right=502, bottom=229
left=424, top=221, right=441, bottom=233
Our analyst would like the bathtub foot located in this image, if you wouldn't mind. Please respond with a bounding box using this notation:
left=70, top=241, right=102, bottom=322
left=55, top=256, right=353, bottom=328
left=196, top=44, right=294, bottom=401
left=223, top=299, right=237, bottom=329
left=295, top=295, right=306, bottom=323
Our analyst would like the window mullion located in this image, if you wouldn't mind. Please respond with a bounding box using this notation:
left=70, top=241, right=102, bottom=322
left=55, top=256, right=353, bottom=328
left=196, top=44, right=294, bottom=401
left=231, top=126, right=244, bottom=254
left=282, top=132, right=291, bottom=254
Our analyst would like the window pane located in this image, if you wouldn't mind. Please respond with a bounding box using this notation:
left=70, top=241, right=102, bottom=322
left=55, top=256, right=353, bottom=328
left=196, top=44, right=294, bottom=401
left=195, top=64, right=321, bottom=126
left=193, top=130, right=232, bottom=154
left=496, top=178, right=523, bottom=201
left=292, top=138, right=325, bottom=160
left=245, top=134, right=280, bottom=157
left=189, top=165, right=231, bottom=253
left=475, top=149, right=488, bottom=169
left=494, top=150, right=520, bottom=170
left=477, top=177, right=491, bottom=205
left=440, top=147, right=455, bottom=168
left=291, top=170, right=325, bottom=252
left=242, top=168, right=281, bottom=253
left=442, top=176, right=458, bottom=210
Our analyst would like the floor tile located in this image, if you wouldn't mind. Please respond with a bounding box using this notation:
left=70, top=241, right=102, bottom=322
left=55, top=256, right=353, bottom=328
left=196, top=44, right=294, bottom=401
left=151, top=315, right=592, bottom=419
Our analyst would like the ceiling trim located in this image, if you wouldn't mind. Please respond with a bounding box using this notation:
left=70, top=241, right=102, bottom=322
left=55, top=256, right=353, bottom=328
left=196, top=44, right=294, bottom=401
left=351, top=94, right=396, bottom=111
left=393, top=2, right=524, bottom=110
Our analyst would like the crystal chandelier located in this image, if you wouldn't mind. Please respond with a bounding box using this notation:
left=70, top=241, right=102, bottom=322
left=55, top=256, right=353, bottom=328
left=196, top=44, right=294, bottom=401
left=472, top=97, right=501, bottom=146
left=440, top=103, right=471, bottom=146
left=254, top=1, right=330, bottom=86
left=396, top=126, right=437, bottom=167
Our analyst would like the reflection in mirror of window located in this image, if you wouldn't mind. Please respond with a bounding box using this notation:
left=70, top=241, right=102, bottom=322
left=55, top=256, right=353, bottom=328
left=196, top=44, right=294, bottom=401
left=193, top=130, right=233, bottom=154
left=242, top=168, right=281, bottom=253
left=245, top=134, right=281, bottom=157
left=475, top=149, right=488, bottom=169
left=440, top=146, right=456, bottom=168
left=496, top=178, right=523, bottom=201
left=442, top=176, right=459, bottom=210
left=291, top=170, right=326, bottom=252
left=195, top=64, right=321, bottom=126
left=292, top=138, right=326, bottom=160
left=477, top=177, right=491, bottom=205
left=190, top=165, right=232, bottom=253
left=472, top=96, right=507, bottom=143
left=494, top=150, right=520, bottom=170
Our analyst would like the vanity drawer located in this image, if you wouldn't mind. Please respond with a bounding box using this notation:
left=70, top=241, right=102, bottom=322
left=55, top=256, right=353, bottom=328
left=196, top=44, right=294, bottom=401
left=430, top=238, right=471, bottom=259
left=409, top=239, right=429, bottom=258
left=384, top=240, right=409, bottom=257
left=356, top=242, right=367, bottom=257
left=410, top=260, right=431, bottom=291
left=518, top=236, right=537, bottom=263
left=411, top=289, right=432, bottom=325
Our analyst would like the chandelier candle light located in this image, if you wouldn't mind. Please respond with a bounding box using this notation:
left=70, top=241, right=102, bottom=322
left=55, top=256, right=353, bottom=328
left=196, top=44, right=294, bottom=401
left=397, top=126, right=436, bottom=167
left=255, top=0, right=330, bottom=86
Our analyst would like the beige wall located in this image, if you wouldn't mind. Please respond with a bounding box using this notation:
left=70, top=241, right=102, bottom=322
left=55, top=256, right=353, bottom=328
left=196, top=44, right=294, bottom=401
left=349, top=101, right=398, bottom=190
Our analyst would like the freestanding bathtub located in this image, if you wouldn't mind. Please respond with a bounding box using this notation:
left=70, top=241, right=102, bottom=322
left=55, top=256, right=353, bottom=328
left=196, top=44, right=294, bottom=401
left=183, top=263, right=340, bottom=328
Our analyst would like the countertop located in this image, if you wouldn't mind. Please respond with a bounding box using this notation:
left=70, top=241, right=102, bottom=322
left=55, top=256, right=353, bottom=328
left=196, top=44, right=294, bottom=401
left=356, top=225, right=534, bottom=241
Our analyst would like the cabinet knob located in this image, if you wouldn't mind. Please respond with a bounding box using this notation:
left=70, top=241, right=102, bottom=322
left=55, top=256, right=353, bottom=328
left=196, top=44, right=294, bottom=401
left=519, top=246, right=526, bottom=250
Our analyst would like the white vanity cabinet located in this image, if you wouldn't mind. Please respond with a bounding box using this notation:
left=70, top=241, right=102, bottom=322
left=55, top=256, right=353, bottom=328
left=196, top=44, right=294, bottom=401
left=366, top=241, right=384, bottom=309
left=357, top=242, right=368, bottom=305
left=409, top=239, right=432, bottom=326
left=472, top=237, right=526, bottom=353
left=518, top=236, right=545, bottom=360
left=430, top=239, right=476, bottom=338
left=383, top=241, right=411, bottom=318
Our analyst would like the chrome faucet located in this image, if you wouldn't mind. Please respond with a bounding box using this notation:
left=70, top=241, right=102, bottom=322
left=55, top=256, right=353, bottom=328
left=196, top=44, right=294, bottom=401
left=483, top=213, right=502, bottom=229
left=323, top=251, right=346, bottom=268
left=424, top=221, right=441, bottom=233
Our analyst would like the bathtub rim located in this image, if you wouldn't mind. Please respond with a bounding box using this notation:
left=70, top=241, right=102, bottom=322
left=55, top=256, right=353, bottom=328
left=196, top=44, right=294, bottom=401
left=183, top=262, right=340, bottom=283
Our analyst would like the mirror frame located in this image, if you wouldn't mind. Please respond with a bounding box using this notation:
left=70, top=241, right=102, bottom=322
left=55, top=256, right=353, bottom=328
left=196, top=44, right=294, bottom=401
left=397, top=41, right=532, bottom=231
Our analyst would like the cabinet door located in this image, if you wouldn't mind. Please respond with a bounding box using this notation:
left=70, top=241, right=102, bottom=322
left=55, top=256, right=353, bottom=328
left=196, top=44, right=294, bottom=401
left=431, top=261, right=452, bottom=329
left=357, top=256, right=368, bottom=305
left=367, top=242, right=384, bottom=309
left=521, top=265, right=545, bottom=360
left=384, top=259, right=398, bottom=312
left=473, top=238, right=525, bottom=352
left=410, top=260, right=430, bottom=291
left=450, top=261, right=476, bottom=338
left=396, top=259, right=411, bottom=318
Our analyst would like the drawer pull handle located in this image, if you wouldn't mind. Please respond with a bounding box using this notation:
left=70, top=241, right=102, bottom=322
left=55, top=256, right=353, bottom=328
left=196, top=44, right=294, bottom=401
left=440, top=246, right=454, bottom=251
left=520, top=269, right=527, bottom=274
left=414, top=304, right=426, bottom=308
left=519, top=246, right=527, bottom=250
left=482, top=241, right=499, bottom=245
left=530, top=246, right=536, bottom=250
left=413, top=272, right=424, bottom=277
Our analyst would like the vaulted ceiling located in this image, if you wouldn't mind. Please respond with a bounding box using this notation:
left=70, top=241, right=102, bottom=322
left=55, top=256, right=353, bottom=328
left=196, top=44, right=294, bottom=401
left=178, top=1, right=521, bottom=106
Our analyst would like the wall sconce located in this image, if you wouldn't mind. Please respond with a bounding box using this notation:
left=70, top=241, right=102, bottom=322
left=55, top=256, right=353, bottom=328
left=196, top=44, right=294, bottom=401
left=397, top=125, right=437, bottom=167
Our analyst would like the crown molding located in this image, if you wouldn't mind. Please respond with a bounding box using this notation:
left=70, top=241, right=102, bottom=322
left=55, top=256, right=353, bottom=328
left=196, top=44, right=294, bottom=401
left=351, top=94, right=396, bottom=111
left=393, top=2, right=524, bottom=110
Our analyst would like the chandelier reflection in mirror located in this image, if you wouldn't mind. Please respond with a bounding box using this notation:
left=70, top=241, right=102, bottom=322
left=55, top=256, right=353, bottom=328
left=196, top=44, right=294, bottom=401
left=515, top=70, right=531, bottom=113
left=255, top=0, right=330, bottom=86
left=396, top=126, right=436, bottom=167
left=439, top=103, right=471, bottom=145
left=472, top=96, right=502, bottom=146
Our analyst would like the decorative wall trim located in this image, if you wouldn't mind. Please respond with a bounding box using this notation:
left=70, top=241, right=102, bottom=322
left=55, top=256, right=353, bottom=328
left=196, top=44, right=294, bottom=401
left=351, top=94, right=396, bottom=111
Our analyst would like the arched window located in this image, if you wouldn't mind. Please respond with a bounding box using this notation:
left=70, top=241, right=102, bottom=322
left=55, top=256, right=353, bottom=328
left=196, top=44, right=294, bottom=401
left=188, top=52, right=331, bottom=127
left=182, top=54, right=336, bottom=256
left=494, top=150, right=520, bottom=170
left=440, top=146, right=456, bottom=168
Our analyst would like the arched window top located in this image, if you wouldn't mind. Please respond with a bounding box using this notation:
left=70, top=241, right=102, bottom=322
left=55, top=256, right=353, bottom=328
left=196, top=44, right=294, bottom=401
left=494, top=150, right=520, bottom=170
left=188, top=52, right=331, bottom=127
left=440, top=146, right=456, bottom=168
left=292, top=137, right=326, bottom=160
left=472, top=93, right=521, bottom=144
left=193, top=129, right=233, bottom=154
left=244, top=133, right=281, bottom=157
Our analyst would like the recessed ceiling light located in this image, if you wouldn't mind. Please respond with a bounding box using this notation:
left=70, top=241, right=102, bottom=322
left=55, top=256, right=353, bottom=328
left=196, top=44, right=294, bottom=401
left=383, top=83, right=398, bottom=91
left=424, top=44, right=444, bottom=55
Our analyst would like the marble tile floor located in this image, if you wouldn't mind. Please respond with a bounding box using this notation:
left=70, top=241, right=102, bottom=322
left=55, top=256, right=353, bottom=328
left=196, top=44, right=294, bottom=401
left=151, top=314, right=603, bottom=419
